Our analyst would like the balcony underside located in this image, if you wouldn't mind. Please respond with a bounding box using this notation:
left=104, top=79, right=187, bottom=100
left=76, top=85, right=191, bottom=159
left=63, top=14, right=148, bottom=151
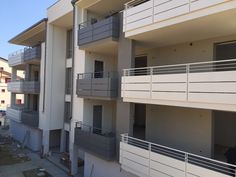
left=79, top=38, right=118, bottom=56
left=124, top=0, right=236, bottom=48
left=122, top=70, right=236, bottom=112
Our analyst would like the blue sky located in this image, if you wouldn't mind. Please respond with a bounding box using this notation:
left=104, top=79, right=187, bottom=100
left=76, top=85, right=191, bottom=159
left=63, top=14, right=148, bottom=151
left=0, top=0, right=57, bottom=59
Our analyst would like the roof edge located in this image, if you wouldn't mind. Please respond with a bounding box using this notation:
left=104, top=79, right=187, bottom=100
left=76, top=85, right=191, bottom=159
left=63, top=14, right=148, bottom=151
left=8, top=18, right=48, bottom=44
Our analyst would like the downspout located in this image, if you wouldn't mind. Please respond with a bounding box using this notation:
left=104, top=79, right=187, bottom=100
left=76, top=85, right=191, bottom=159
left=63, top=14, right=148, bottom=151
left=42, top=20, right=48, bottom=112
left=71, top=0, right=78, bottom=121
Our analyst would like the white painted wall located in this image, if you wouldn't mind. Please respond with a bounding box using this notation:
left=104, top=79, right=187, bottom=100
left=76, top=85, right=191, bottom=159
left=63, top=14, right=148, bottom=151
left=84, top=51, right=117, bottom=73
left=146, top=105, right=213, bottom=157
left=47, top=0, right=73, bottom=24
left=83, top=99, right=116, bottom=132
left=84, top=153, right=136, bottom=177
left=40, top=24, right=66, bottom=131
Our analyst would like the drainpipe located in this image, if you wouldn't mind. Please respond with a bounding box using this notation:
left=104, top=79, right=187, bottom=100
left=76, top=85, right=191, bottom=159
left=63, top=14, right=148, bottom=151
left=68, top=1, right=78, bottom=176
left=71, top=0, right=78, bottom=124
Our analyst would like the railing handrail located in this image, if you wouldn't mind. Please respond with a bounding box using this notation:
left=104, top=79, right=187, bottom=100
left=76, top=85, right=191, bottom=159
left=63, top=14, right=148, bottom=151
left=8, top=49, right=24, bottom=58
left=9, top=80, right=40, bottom=83
left=123, top=58, right=236, bottom=76
left=75, top=121, right=114, bottom=136
left=9, top=46, right=41, bottom=58
left=121, top=134, right=236, bottom=170
left=77, top=71, right=118, bottom=79
left=125, top=0, right=149, bottom=8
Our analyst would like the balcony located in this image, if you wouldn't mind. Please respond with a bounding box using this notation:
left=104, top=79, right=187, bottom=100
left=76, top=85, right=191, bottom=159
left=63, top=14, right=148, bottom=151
left=120, top=134, right=236, bottom=177
left=23, top=46, right=41, bottom=62
left=78, top=16, right=119, bottom=49
left=8, top=46, right=41, bottom=67
left=123, top=0, right=236, bottom=45
left=74, top=122, right=116, bottom=161
left=6, top=106, right=24, bottom=123
left=8, top=50, right=24, bottom=67
left=8, top=81, right=40, bottom=94
left=21, top=111, right=39, bottom=128
left=76, top=72, right=118, bottom=100
left=122, top=59, right=236, bottom=112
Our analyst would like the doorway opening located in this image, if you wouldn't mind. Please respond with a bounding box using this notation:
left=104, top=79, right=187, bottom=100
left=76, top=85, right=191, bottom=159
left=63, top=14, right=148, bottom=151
left=133, top=104, right=146, bottom=140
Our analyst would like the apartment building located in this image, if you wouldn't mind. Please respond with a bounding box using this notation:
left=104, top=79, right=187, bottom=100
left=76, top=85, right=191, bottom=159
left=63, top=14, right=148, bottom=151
left=7, top=0, right=73, bottom=160
left=0, top=57, right=11, bottom=112
left=0, top=57, right=24, bottom=126
left=72, top=0, right=236, bottom=177
left=7, top=0, right=236, bottom=177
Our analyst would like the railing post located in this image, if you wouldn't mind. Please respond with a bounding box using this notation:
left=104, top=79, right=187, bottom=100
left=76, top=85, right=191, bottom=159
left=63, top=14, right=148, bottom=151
left=150, top=68, right=153, bottom=99
left=148, top=143, right=151, bottom=176
left=125, top=4, right=127, bottom=32
left=186, top=64, right=190, bottom=101
left=152, top=0, right=155, bottom=23
left=185, top=153, right=188, bottom=177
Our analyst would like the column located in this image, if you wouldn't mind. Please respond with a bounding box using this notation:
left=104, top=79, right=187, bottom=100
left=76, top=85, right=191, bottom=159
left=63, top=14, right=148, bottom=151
left=116, top=15, right=135, bottom=157
left=42, top=130, right=50, bottom=155
left=60, top=130, right=66, bottom=153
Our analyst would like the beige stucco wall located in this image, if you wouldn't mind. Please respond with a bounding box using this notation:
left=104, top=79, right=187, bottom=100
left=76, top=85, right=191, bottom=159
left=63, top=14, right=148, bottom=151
left=137, top=34, right=236, bottom=67
left=146, top=105, right=213, bottom=157
left=83, top=99, right=116, bottom=133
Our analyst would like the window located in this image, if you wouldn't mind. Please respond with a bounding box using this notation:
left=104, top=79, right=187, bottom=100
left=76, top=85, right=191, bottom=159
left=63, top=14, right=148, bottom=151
left=1, top=100, right=5, bottom=104
left=66, top=29, right=73, bottom=58
left=65, top=68, right=72, bottom=94
left=1, top=89, right=5, bottom=93
left=16, top=99, right=22, bottom=105
left=5, top=78, right=11, bottom=83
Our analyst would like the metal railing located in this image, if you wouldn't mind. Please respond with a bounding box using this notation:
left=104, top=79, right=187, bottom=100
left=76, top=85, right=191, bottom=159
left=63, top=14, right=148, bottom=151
left=123, top=59, right=236, bottom=76
left=125, top=0, right=150, bottom=9
left=23, top=46, right=41, bottom=61
left=8, top=49, right=24, bottom=58
left=75, top=121, right=114, bottom=137
left=78, top=71, right=118, bottom=80
left=121, top=134, right=236, bottom=177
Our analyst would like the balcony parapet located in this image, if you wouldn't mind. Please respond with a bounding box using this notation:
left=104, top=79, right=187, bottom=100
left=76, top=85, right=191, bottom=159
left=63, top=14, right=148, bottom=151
left=120, top=134, right=236, bottom=177
left=78, top=15, right=120, bottom=47
left=77, top=71, right=118, bottom=100
left=8, top=80, right=40, bottom=94
left=122, top=59, right=236, bottom=111
left=74, top=121, right=116, bottom=161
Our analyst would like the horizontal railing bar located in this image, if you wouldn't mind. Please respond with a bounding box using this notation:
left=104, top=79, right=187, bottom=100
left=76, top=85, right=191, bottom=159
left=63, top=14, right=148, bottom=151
left=123, top=59, right=236, bottom=72
left=75, top=121, right=114, bottom=135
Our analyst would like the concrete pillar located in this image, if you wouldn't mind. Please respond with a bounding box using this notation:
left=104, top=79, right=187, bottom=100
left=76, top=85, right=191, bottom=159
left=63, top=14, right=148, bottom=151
left=24, top=94, right=29, bottom=109
left=60, top=129, right=66, bottom=153
left=69, top=6, right=86, bottom=175
left=25, top=64, right=31, bottom=81
left=43, top=130, right=50, bottom=155
left=115, top=16, right=136, bottom=158
left=11, top=93, right=16, bottom=107
left=70, top=144, right=78, bottom=175
left=11, top=68, right=17, bottom=81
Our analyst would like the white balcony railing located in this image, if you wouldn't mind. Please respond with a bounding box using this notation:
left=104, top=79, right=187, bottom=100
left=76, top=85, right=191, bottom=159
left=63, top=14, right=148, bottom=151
left=120, top=134, right=236, bottom=177
left=123, top=0, right=233, bottom=31
left=122, top=59, right=236, bottom=108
